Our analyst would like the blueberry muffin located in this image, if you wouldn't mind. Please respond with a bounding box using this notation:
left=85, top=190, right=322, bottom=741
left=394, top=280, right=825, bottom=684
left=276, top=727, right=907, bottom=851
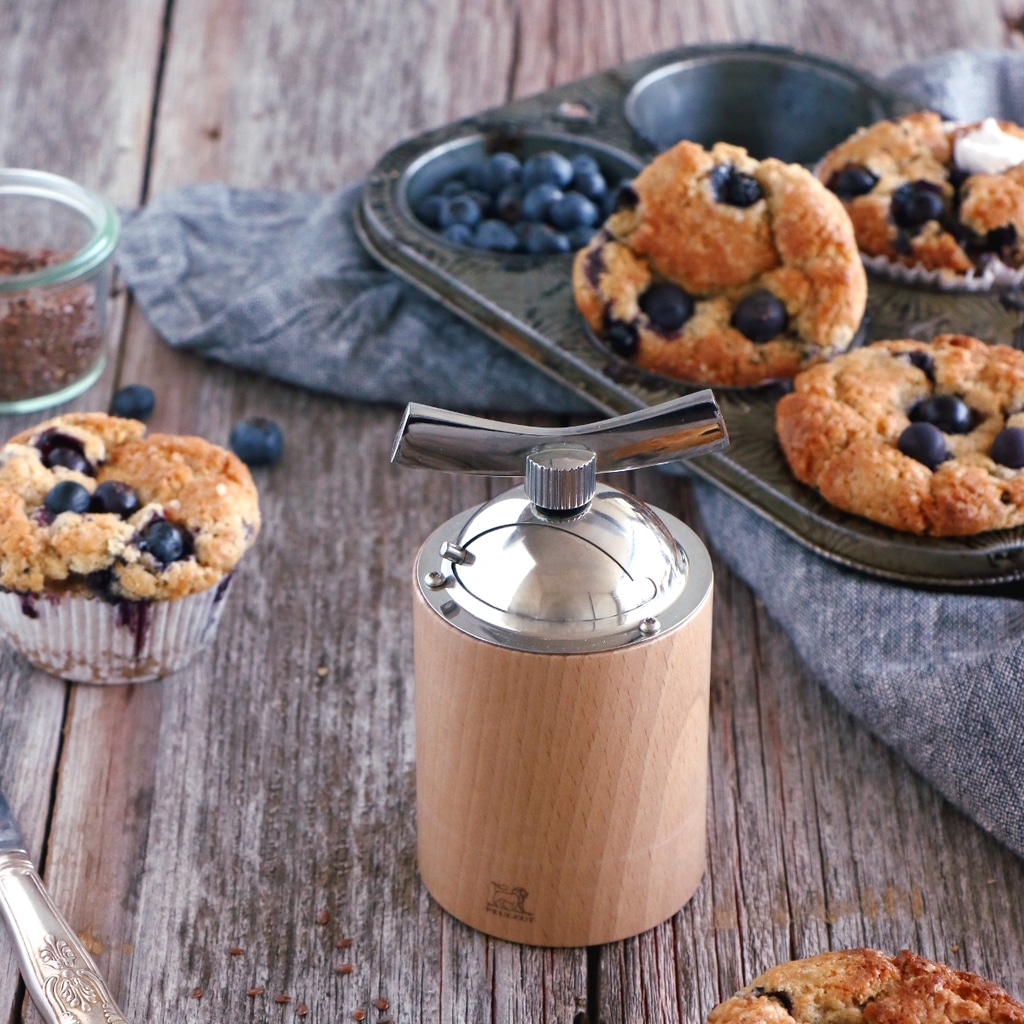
left=572, top=139, right=867, bottom=386
left=0, top=412, right=260, bottom=682
left=816, top=111, right=1024, bottom=277
left=775, top=334, right=1024, bottom=536
left=707, top=949, right=1024, bottom=1024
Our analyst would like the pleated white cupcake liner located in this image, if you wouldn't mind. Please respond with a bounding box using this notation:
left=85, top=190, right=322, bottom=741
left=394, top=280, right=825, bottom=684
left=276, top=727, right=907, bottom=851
left=0, top=576, right=233, bottom=684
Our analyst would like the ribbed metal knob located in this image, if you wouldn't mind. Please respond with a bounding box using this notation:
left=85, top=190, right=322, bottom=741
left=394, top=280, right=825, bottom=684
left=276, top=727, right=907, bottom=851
left=525, top=447, right=597, bottom=513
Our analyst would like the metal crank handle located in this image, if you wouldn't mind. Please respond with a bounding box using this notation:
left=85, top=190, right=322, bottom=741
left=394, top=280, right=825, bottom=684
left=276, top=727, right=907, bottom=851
left=0, top=850, right=130, bottom=1024
left=391, top=389, right=728, bottom=476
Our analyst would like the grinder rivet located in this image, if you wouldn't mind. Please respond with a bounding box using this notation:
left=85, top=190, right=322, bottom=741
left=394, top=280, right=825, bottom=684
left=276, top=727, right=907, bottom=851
left=424, top=570, right=448, bottom=590
left=639, top=616, right=660, bottom=637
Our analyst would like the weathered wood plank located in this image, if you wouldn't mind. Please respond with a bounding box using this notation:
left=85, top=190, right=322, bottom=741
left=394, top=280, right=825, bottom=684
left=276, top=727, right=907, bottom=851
left=0, top=3, right=164, bottom=1023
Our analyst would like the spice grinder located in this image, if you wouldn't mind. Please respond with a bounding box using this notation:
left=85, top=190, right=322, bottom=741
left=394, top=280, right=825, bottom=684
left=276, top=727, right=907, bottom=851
left=392, top=391, right=728, bottom=946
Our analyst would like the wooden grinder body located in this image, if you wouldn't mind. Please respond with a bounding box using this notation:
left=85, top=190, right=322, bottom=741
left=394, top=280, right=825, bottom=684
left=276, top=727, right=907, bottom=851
left=412, top=575, right=713, bottom=947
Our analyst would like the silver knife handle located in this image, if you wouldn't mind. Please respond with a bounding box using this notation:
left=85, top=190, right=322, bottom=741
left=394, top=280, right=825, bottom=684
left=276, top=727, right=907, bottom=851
left=0, top=851, right=130, bottom=1024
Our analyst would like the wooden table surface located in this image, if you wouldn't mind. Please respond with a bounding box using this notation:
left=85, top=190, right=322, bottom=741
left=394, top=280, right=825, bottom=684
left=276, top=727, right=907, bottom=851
left=3, top=2, right=1024, bottom=1022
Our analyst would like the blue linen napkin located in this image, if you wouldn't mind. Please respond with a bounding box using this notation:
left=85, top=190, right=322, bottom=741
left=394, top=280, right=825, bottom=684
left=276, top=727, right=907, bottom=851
left=116, top=50, right=1024, bottom=859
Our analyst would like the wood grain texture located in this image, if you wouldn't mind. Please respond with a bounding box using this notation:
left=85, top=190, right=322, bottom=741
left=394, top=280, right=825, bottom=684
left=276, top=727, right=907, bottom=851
left=413, top=584, right=712, bottom=946
left=3, top=0, right=1024, bottom=1022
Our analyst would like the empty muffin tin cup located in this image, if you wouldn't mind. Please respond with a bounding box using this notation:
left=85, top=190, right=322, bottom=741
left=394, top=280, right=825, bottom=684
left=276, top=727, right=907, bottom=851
left=0, top=169, right=119, bottom=414
left=624, top=47, right=909, bottom=164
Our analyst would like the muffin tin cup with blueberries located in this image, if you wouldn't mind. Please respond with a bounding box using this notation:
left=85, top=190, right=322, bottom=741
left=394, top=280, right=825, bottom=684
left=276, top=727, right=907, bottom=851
left=357, top=42, right=1024, bottom=586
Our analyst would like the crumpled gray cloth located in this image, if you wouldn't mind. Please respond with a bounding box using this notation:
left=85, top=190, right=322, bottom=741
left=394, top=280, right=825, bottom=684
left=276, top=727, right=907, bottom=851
left=117, top=184, right=590, bottom=413
left=117, top=50, right=1024, bottom=859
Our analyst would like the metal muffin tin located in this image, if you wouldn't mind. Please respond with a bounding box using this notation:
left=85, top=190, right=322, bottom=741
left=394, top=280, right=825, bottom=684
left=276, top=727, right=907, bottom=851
left=357, top=43, right=1024, bottom=587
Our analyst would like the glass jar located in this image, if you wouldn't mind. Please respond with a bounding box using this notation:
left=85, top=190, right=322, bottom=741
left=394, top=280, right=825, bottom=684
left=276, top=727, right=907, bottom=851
left=0, top=169, right=119, bottom=414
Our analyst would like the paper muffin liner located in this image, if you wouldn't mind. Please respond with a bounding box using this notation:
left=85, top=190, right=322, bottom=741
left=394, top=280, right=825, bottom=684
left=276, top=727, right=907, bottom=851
left=861, top=252, right=1024, bottom=293
left=0, top=575, right=233, bottom=684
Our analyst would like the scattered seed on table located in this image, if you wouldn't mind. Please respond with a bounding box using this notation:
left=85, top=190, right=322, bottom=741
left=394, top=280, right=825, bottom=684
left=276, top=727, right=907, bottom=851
left=191, top=988, right=203, bottom=1000
left=353, top=1011, right=366, bottom=1022
left=336, top=937, right=353, bottom=949
left=274, top=994, right=292, bottom=1004
left=316, top=666, right=328, bottom=678
left=247, top=987, right=265, bottom=997
left=296, top=1003, right=309, bottom=1017
left=228, top=946, right=245, bottom=956
left=316, top=909, right=331, bottom=925
left=373, top=998, right=389, bottom=1011
left=336, top=963, right=354, bottom=975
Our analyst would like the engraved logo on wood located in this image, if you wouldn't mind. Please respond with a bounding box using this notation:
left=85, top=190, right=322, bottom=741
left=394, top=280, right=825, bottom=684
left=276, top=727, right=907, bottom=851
left=486, top=883, right=534, bottom=922
left=38, top=934, right=129, bottom=1023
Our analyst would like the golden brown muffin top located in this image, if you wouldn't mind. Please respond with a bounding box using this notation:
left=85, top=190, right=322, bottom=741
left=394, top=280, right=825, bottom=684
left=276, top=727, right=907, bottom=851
left=0, top=412, right=260, bottom=600
left=708, top=949, right=1024, bottom=1024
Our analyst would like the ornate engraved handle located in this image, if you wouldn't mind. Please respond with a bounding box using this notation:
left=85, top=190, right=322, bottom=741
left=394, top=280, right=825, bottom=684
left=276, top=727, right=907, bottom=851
left=0, top=851, right=130, bottom=1024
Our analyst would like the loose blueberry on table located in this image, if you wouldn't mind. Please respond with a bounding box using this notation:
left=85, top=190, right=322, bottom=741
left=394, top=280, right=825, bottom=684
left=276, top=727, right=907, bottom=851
left=413, top=147, right=623, bottom=254
left=229, top=417, right=284, bottom=467
left=110, top=383, right=156, bottom=422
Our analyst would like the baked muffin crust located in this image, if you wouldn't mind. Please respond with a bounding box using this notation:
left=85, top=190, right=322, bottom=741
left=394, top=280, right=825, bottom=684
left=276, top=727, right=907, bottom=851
left=0, top=412, right=260, bottom=600
left=572, top=139, right=867, bottom=386
left=816, top=111, right=1024, bottom=276
left=775, top=334, right=1024, bottom=535
left=707, top=949, right=1024, bottom=1024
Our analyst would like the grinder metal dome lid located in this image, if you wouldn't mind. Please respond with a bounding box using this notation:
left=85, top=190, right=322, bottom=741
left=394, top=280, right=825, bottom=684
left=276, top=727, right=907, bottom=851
left=392, top=393, right=728, bottom=654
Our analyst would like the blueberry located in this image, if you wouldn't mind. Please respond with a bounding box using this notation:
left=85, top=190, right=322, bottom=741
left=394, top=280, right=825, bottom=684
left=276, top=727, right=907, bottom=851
left=984, top=224, right=1017, bottom=254
left=891, top=180, right=945, bottom=230
left=571, top=166, right=608, bottom=203
left=639, top=282, right=695, bottom=332
left=463, top=188, right=494, bottom=216
left=141, top=520, right=187, bottom=565
left=991, top=426, right=1024, bottom=468
left=910, top=394, right=973, bottom=434
left=603, top=317, right=639, bottom=358
left=484, top=152, right=521, bottom=193
left=826, top=164, right=878, bottom=198
left=897, top=422, right=949, bottom=470
left=566, top=225, right=597, bottom=249
left=461, top=158, right=492, bottom=191
left=522, top=183, right=563, bottom=222
left=709, top=165, right=763, bottom=207
left=90, top=480, right=140, bottom=517
left=441, top=223, right=474, bottom=246
left=731, top=290, right=788, bottom=342
left=904, top=350, right=935, bottom=380
left=413, top=194, right=446, bottom=229
left=522, top=151, right=574, bottom=189
left=110, top=384, right=156, bottom=422
left=570, top=153, right=601, bottom=177
left=440, top=179, right=468, bottom=197
left=518, top=222, right=572, bottom=255
left=472, top=219, right=519, bottom=252
left=724, top=171, right=763, bottom=208
left=547, top=192, right=599, bottom=231
left=43, top=480, right=91, bottom=516
left=438, top=194, right=483, bottom=229
left=229, top=417, right=284, bottom=467
left=46, top=446, right=91, bottom=474
left=605, top=180, right=637, bottom=216
left=495, top=185, right=524, bottom=223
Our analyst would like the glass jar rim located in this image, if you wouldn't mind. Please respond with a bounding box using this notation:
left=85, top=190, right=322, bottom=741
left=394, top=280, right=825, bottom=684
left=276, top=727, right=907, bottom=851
left=0, top=168, right=120, bottom=292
